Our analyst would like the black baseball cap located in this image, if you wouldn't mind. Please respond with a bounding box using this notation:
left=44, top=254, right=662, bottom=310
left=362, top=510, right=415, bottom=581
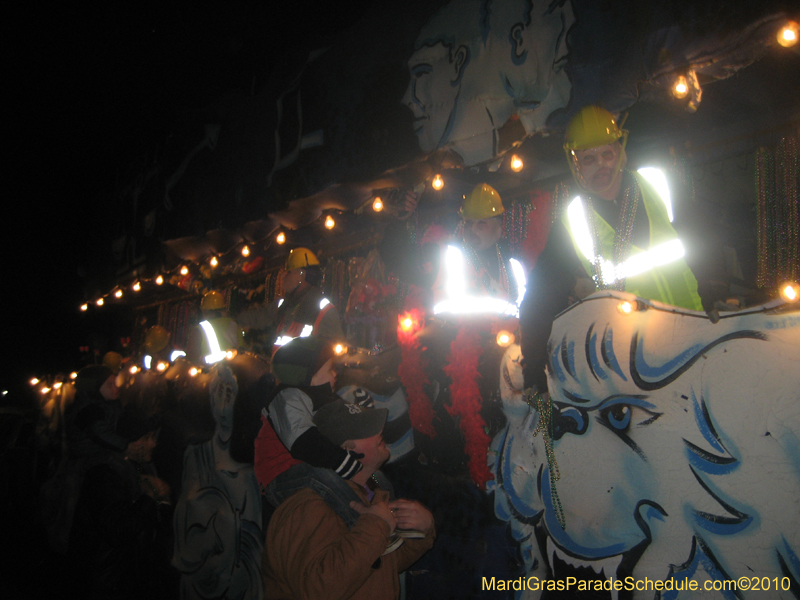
left=313, top=399, right=388, bottom=446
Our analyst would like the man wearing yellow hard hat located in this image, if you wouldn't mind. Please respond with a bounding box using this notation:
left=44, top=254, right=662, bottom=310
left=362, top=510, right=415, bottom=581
left=431, top=182, right=528, bottom=318
left=273, top=247, right=344, bottom=354
left=238, top=247, right=344, bottom=357
left=409, top=182, right=534, bottom=488
left=520, top=105, right=704, bottom=395
left=185, top=290, right=245, bottom=364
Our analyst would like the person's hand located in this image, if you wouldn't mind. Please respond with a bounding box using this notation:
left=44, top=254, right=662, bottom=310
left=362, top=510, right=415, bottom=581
left=388, top=499, right=434, bottom=533
left=350, top=500, right=396, bottom=533
left=140, top=474, right=170, bottom=502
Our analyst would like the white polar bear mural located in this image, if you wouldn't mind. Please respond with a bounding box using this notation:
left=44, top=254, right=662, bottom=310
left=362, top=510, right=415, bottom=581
left=491, top=291, right=800, bottom=599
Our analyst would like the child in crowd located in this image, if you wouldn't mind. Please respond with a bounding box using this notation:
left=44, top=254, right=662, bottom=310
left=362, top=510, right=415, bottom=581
left=254, top=337, right=373, bottom=528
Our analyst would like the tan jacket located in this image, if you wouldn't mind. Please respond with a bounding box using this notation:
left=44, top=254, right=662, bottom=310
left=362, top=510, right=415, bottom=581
left=263, top=481, right=435, bottom=600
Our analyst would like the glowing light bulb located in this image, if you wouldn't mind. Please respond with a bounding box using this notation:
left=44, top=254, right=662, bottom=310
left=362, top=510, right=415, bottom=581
left=401, top=317, right=413, bottom=331
left=156, top=361, right=168, bottom=372
left=617, top=301, right=634, bottom=315
left=30, top=378, right=39, bottom=386
left=210, top=256, right=218, bottom=268
left=276, top=231, right=286, bottom=245
left=80, top=303, right=88, bottom=311
left=372, top=197, right=383, bottom=212
left=41, top=387, right=51, bottom=394
left=334, top=343, right=346, bottom=356
left=242, top=245, right=250, bottom=257
left=777, top=21, right=798, bottom=47
left=617, top=299, right=646, bottom=315
left=510, top=155, right=524, bottom=172
left=673, top=75, right=689, bottom=99
left=129, top=365, right=139, bottom=375
left=496, top=330, right=515, bottom=347
left=155, top=275, right=164, bottom=285
left=115, top=289, right=123, bottom=298
left=431, top=174, right=444, bottom=191
left=779, top=282, right=799, bottom=302
left=325, top=215, right=335, bottom=229
left=96, top=298, right=104, bottom=306
left=180, top=265, right=189, bottom=276
left=133, top=281, right=141, bottom=292
left=225, top=350, right=237, bottom=360
left=70, top=372, right=78, bottom=379
left=189, top=367, right=199, bottom=377
left=54, top=382, right=63, bottom=389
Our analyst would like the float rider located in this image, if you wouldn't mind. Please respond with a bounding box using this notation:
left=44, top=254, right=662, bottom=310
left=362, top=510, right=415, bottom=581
left=405, top=184, right=528, bottom=488
left=561, top=105, right=703, bottom=309
left=185, top=290, right=245, bottom=365
left=431, top=183, right=527, bottom=319
left=272, top=247, right=345, bottom=355
left=520, top=104, right=704, bottom=397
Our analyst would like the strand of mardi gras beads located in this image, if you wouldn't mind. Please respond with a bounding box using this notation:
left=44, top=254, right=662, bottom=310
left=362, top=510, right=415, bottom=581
left=526, top=388, right=565, bottom=530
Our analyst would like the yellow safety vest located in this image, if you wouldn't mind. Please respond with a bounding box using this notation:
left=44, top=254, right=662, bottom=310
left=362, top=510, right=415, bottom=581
left=563, top=170, right=703, bottom=310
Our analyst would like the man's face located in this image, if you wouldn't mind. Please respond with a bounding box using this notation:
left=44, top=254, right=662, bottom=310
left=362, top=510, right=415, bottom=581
left=402, top=43, right=462, bottom=152
left=574, top=142, right=626, bottom=199
left=463, top=216, right=503, bottom=251
left=282, top=268, right=305, bottom=295
left=349, top=432, right=390, bottom=473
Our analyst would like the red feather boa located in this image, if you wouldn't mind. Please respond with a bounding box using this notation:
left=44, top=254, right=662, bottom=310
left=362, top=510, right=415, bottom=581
left=443, top=327, right=494, bottom=489
left=397, top=309, right=437, bottom=438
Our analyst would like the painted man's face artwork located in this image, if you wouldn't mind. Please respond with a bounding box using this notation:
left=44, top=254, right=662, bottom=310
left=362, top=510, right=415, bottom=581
left=210, top=365, right=238, bottom=444
left=403, top=0, right=574, bottom=165
left=402, top=42, right=467, bottom=154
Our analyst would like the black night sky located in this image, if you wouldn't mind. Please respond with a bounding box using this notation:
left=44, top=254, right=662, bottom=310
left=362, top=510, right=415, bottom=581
left=7, top=1, right=376, bottom=398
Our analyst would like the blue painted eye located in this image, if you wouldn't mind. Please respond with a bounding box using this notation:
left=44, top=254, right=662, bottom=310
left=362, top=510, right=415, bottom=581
left=601, top=404, right=632, bottom=431
left=560, top=407, right=585, bottom=430
left=552, top=404, right=588, bottom=440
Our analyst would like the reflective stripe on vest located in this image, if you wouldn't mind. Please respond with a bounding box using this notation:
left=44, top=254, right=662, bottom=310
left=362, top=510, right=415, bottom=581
left=433, top=245, right=527, bottom=317
left=273, top=298, right=332, bottom=347
left=566, top=198, right=686, bottom=286
left=200, top=320, right=227, bottom=364
left=564, top=170, right=702, bottom=310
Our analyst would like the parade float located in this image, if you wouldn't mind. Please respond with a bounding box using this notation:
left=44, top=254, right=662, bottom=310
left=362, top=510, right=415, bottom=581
left=20, top=1, right=799, bottom=598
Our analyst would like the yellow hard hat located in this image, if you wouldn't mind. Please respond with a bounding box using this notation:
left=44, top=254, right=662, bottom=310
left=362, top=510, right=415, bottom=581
left=564, top=106, right=626, bottom=152
left=144, top=325, right=170, bottom=353
left=201, top=290, right=225, bottom=311
left=460, top=183, right=505, bottom=220
left=286, top=247, right=320, bottom=271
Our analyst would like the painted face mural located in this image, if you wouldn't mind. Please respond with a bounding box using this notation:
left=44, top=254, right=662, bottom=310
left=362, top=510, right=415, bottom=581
left=402, top=41, right=467, bottom=154
left=173, top=364, right=263, bottom=600
left=491, top=293, right=800, bottom=598
left=403, top=0, right=574, bottom=165
left=210, top=364, right=238, bottom=444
